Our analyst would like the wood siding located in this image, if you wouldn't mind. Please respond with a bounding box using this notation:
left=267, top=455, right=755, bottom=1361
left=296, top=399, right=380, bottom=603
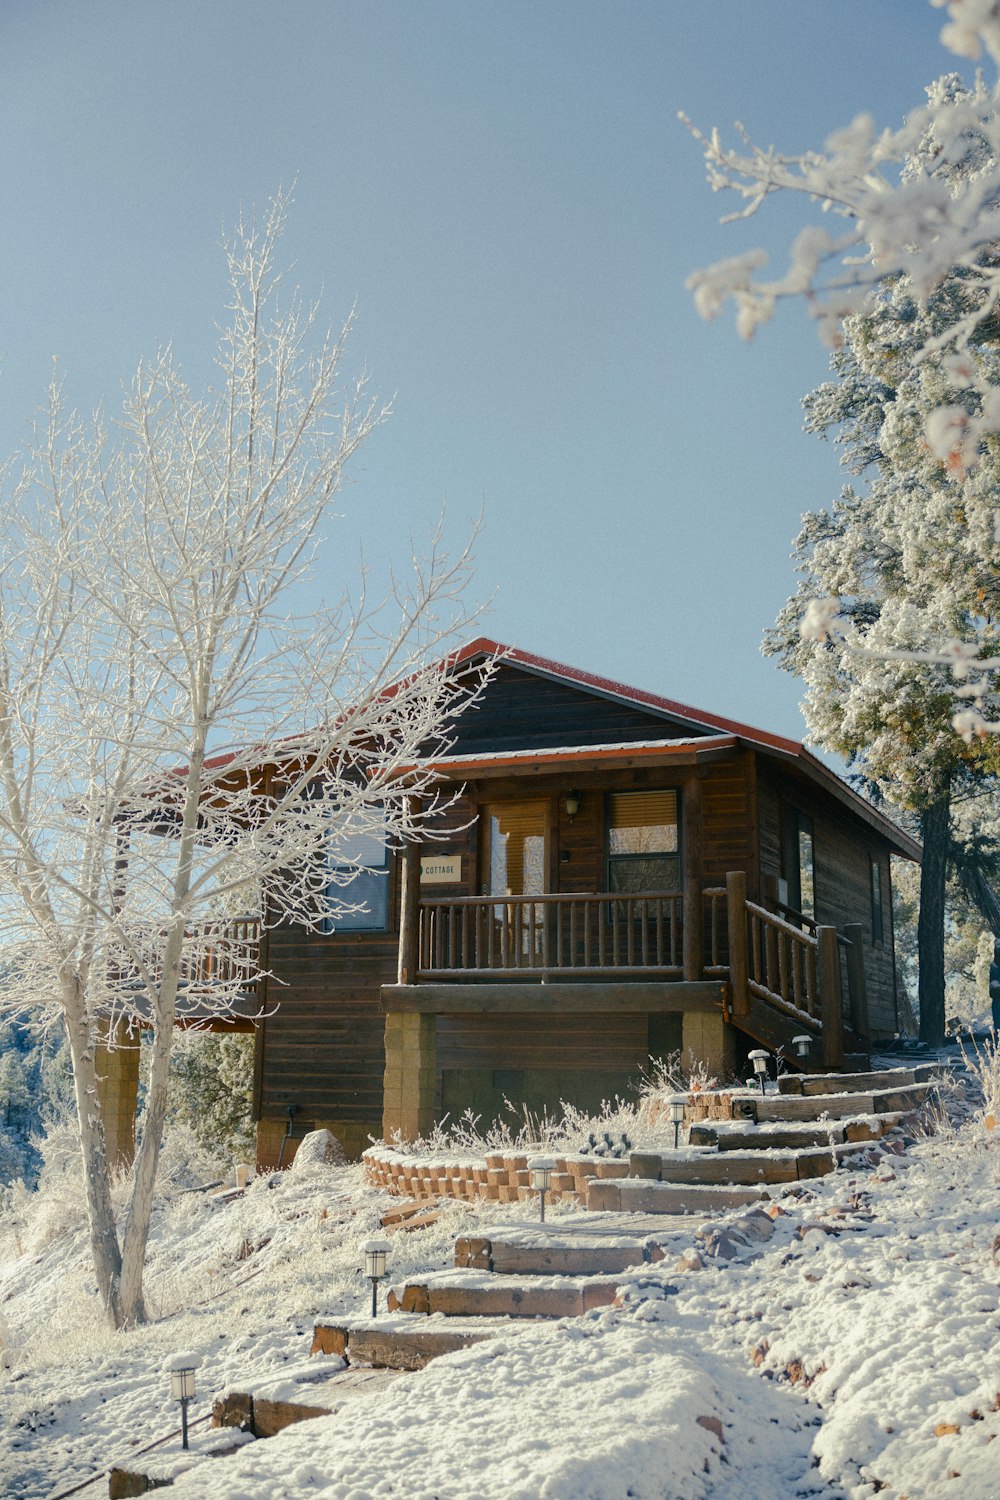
left=440, top=664, right=712, bottom=754
left=756, top=764, right=899, bottom=1036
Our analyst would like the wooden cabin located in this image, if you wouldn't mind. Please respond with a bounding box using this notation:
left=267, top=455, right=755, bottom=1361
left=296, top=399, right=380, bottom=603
left=253, top=640, right=919, bottom=1167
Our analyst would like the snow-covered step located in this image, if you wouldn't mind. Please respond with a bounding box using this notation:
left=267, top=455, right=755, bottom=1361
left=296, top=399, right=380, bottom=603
left=749, top=1082, right=936, bottom=1124
left=387, top=1267, right=623, bottom=1318
left=454, top=1229, right=665, bottom=1276
left=587, top=1179, right=770, bottom=1214
left=689, top=1113, right=904, bottom=1151
left=311, top=1315, right=506, bottom=1369
left=213, top=1363, right=402, bottom=1437
left=776, top=1065, right=937, bottom=1097
left=629, top=1147, right=836, bottom=1186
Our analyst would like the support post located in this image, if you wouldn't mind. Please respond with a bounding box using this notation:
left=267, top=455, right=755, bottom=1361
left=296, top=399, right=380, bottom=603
left=817, top=926, right=844, bottom=1068
left=682, top=1009, right=736, bottom=1084
left=382, top=1011, right=436, bottom=1142
left=397, top=796, right=422, bottom=985
left=843, top=922, right=869, bottom=1038
left=725, top=870, right=749, bottom=1019
left=682, top=777, right=704, bottom=981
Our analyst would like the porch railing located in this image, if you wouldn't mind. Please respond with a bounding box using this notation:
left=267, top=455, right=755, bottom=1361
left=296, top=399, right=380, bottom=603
left=417, top=892, right=683, bottom=979
left=744, top=899, right=821, bottom=1026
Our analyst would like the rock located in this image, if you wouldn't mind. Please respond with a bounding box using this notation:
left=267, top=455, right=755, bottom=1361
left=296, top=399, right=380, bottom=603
left=701, top=1230, right=741, bottom=1261
left=696, top=1414, right=724, bottom=1443
left=289, top=1130, right=347, bottom=1173
left=675, top=1249, right=705, bottom=1272
left=935, top=1422, right=961, bottom=1437
left=737, top=1210, right=775, bottom=1243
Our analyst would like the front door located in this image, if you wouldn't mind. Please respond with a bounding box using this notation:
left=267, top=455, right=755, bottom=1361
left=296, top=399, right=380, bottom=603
left=481, top=799, right=549, bottom=966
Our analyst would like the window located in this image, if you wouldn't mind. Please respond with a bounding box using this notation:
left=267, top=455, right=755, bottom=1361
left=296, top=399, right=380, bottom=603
left=323, top=821, right=390, bottom=933
left=780, top=805, right=815, bottom=922
left=607, top=790, right=680, bottom=894
left=870, top=855, right=885, bottom=944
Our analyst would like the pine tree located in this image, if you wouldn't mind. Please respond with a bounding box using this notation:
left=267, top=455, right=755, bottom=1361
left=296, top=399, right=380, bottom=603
left=766, top=266, right=1000, bottom=1044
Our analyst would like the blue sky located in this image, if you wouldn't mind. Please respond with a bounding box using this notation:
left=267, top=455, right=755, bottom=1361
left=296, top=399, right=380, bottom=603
left=0, top=1, right=971, bottom=741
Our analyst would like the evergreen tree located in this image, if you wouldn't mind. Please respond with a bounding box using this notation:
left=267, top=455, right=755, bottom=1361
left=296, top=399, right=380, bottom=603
left=766, top=262, right=1000, bottom=1044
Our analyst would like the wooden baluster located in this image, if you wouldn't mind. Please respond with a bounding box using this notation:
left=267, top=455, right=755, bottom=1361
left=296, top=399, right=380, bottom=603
left=583, top=899, right=591, bottom=968
left=612, top=899, right=620, bottom=966
left=598, top=898, right=606, bottom=966
left=626, top=898, right=635, bottom=966
left=765, top=921, right=778, bottom=995
left=726, top=871, right=750, bottom=1019
left=528, top=900, right=537, bottom=968
left=750, top=912, right=762, bottom=984
left=778, top=928, right=789, bottom=1002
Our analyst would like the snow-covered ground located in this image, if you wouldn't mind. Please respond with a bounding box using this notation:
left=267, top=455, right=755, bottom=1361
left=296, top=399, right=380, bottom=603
left=1, top=1054, right=998, bottom=1500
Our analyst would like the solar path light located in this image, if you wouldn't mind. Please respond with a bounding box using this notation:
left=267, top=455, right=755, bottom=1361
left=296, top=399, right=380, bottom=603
left=792, top=1034, right=812, bottom=1064
left=748, top=1049, right=770, bottom=1097
left=166, top=1354, right=199, bottom=1450
left=528, top=1156, right=555, bottom=1222
left=363, top=1239, right=390, bottom=1317
left=669, top=1095, right=686, bottom=1150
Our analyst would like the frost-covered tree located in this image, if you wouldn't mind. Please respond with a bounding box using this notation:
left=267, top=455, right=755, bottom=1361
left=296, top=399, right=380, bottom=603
left=0, top=197, right=487, bottom=1328
left=765, top=261, right=1000, bottom=1042
left=686, top=13, right=1000, bottom=728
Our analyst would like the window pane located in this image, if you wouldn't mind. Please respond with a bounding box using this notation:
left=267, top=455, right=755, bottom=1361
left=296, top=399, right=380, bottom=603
left=608, top=791, right=678, bottom=856
left=325, top=815, right=389, bottom=932
left=798, top=823, right=815, bottom=920
left=609, top=855, right=681, bottom=894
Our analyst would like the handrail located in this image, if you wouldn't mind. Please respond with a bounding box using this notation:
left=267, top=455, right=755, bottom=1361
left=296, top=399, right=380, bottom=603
left=744, top=899, right=820, bottom=1024
left=417, top=890, right=683, bottom=978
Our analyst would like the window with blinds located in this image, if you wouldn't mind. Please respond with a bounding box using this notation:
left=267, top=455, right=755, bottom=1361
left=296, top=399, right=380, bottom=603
left=607, top=790, right=680, bottom=894
left=323, top=819, right=390, bottom=932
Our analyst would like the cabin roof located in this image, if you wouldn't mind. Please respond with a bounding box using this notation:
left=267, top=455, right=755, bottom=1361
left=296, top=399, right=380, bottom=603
left=438, top=639, right=921, bottom=860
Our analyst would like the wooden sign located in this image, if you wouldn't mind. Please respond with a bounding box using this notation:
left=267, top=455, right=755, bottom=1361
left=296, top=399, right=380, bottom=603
left=420, top=854, right=462, bottom=885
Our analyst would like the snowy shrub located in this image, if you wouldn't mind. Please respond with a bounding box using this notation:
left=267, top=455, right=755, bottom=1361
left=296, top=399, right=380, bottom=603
left=165, top=1030, right=256, bottom=1166
left=961, top=1033, right=1000, bottom=1122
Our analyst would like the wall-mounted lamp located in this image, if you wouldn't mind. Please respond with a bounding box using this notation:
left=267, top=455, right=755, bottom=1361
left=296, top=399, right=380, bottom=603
left=563, top=791, right=582, bottom=819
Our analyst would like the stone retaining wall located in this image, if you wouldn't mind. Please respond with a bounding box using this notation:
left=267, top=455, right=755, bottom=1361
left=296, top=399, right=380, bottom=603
left=363, top=1089, right=750, bottom=1202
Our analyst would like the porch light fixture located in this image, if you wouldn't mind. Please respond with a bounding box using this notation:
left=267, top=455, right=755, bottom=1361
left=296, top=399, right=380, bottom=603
left=748, top=1049, right=770, bottom=1097
left=528, top=1156, right=555, bottom=1222
left=167, top=1354, right=199, bottom=1450
left=363, top=1238, right=391, bottom=1317
left=792, top=1034, right=812, bottom=1063
left=563, top=790, right=582, bottom=819
left=668, top=1095, right=686, bottom=1150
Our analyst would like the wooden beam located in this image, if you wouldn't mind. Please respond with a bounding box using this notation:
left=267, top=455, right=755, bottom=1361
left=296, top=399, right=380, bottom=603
left=682, top=777, right=704, bottom=981
left=397, top=799, right=422, bottom=985
left=843, top=922, right=869, bottom=1038
left=726, top=870, right=749, bottom=1019
left=380, top=980, right=729, bottom=1015
left=817, top=925, right=844, bottom=1068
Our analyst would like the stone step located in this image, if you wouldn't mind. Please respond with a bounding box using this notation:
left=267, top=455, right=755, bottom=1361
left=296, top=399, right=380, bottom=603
left=387, top=1268, right=623, bottom=1319
left=746, top=1081, right=936, bottom=1124
left=690, top=1111, right=910, bottom=1151
left=689, top=1121, right=848, bottom=1150
left=776, top=1065, right=936, bottom=1097
left=212, top=1364, right=402, bottom=1437
left=587, top=1179, right=770, bottom=1214
left=454, top=1232, right=665, bottom=1276
left=628, top=1147, right=836, bottom=1186
left=311, top=1316, right=504, bottom=1369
